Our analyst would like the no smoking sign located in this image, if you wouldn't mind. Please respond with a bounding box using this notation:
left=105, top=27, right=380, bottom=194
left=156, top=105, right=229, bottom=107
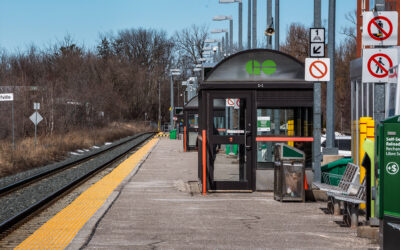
left=305, top=58, right=330, bottom=82
left=362, top=48, right=398, bottom=83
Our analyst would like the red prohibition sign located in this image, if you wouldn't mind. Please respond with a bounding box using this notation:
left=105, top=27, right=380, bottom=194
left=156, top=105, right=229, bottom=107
left=367, top=16, right=393, bottom=41
left=227, top=99, right=234, bottom=106
left=309, top=60, right=328, bottom=79
left=235, top=99, right=240, bottom=106
left=367, top=53, right=393, bottom=78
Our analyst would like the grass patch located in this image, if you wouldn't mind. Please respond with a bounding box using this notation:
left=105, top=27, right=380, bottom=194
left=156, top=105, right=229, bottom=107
left=0, top=121, right=152, bottom=178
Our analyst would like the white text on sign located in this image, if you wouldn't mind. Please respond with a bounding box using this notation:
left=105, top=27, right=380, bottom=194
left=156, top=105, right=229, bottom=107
left=0, top=93, right=14, bottom=101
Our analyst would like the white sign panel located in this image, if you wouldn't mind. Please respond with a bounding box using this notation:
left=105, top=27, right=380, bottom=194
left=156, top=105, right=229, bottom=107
left=33, top=102, right=40, bottom=110
left=362, top=48, right=398, bottom=83
left=0, top=93, right=14, bottom=101
left=226, top=98, right=240, bottom=108
left=234, top=98, right=240, bottom=109
left=310, top=28, right=325, bottom=43
left=310, top=43, right=325, bottom=57
left=362, top=11, right=398, bottom=46
left=30, top=111, right=43, bottom=125
left=305, top=58, right=330, bottom=82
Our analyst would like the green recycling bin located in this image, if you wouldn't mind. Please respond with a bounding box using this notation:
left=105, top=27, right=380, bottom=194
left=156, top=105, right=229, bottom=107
left=321, top=158, right=353, bottom=186
left=377, top=115, right=400, bottom=249
left=169, top=129, right=176, bottom=140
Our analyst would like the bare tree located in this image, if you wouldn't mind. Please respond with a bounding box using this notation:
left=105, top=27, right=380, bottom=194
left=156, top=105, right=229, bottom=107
left=174, top=24, right=209, bottom=65
left=280, top=23, right=309, bottom=62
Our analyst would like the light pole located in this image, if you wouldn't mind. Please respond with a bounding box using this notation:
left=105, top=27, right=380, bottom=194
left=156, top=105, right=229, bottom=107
left=211, top=29, right=228, bottom=56
left=248, top=0, right=251, bottom=49
left=219, top=0, right=243, bottom=50
left=158, top=80, right=161, bottom=131
left=212, top=16, right=233, bottom=54
left=252, top=0, right=257, bottom=48
left=170, top=69, right=181, bottom=130
left=205, top=39, right=220, bottom=63
left=266, top=0, right=273, bottom=49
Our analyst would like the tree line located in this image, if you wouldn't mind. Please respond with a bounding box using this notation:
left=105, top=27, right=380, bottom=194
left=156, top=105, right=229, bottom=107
left=0, top=19, right=356, bottom=142
left=0, top=25, right=209, bottom=141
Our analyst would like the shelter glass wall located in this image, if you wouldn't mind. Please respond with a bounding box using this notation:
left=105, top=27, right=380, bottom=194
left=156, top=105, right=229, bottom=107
left=256, top=107, right=313, bottom=168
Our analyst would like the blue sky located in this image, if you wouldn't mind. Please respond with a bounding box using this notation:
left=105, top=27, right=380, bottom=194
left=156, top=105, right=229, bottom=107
left=0, top=0, right=358, bottom=53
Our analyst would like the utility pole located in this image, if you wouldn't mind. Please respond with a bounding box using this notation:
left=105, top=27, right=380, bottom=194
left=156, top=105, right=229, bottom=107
left=275, top=0, right=279, bottom=50
left=252, top=0, right=257, bottom=48
left=170, top=74, right=174, bottom=130
left=248, top=0, right=251, bottom=49
left=158, top=81, right=161, bottom=131
left=229, top=19, right=233, bottom=54
left=325, top=0, right=337, bottom=154
left=266, top=0, right=272, bottom=49
left=273, top=0, right=280, bottom=137
left=239, top=1, right=243, bottom=50
left=225, top=32, right=229, bottom=55
left=222, top=36, right=225, bottom=56
left=373, top=1, right=386, bottom=130
left=313, top=0, right=322, bottom=182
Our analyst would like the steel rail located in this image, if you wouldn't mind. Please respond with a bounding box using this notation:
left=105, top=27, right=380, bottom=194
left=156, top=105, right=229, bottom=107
left=0, top=132, right=154, bottom=196
left=0, top=132, right=155, bottom=233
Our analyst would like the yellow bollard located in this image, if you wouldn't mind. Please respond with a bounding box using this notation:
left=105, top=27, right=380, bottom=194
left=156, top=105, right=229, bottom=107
left=288, top=120, right=294, bottom=146
left=352, top=120, right=358, bottom=163
left=359, top=117, right=372, bottom=209
left=366, top=119, right=375, bottom=215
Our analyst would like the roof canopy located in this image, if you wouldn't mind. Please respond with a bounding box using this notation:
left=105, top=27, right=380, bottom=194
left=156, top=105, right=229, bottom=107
left=205, top=49, right=305, bottom=82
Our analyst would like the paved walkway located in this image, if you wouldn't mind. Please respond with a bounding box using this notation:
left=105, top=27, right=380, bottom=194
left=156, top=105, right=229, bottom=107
left=70, top=139, right=378, bottom=249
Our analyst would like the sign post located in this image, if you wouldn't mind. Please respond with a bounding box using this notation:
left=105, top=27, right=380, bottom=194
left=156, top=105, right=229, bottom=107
left=0, top=93, right=15, bottom=148
left=30, top=110, right=43, bottom=148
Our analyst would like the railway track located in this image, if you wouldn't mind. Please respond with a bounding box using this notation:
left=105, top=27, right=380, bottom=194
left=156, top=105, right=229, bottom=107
left=0, top=132, right=155, bottom=235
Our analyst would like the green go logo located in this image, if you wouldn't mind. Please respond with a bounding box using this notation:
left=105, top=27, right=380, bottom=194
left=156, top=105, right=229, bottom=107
left=246, top=60, right=277, bottom=75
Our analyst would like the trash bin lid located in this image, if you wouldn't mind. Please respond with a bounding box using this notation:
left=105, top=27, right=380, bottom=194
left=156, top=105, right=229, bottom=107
left=276, top=143, right=305, bottom=160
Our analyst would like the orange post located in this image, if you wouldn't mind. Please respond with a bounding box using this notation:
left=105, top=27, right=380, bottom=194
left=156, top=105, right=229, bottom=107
left=184, top=126, right=187, bottom=152
left=202, top=130, right=207, bottom=195
left=304, top=174, right=308, bottom=190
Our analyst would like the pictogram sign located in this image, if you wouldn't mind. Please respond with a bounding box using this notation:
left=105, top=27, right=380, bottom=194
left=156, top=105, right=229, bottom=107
left=226, top=98, right=235, bottom=107
left=310, top=43, right=325, bottom=57
left=362, top=48, right=398, bottom=83
left=310, top=28, right=325, bottom=43
left=363, top=11, right=398, bottom=46
left=234, top=99, right=240, bottom=109
left=226, top=98, right=240, bottom=109
left=305, top=58, right=330, bottom=82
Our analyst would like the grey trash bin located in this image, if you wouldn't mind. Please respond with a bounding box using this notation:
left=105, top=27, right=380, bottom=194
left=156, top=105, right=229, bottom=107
left=274, top=143, right=306, bottom=202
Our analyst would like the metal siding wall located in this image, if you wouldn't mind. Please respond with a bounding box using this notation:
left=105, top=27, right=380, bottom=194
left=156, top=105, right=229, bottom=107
left=256, top=89, right=314, bottom=108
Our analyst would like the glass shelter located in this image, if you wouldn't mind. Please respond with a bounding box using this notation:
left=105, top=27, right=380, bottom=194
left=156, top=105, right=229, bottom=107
left=198, top=49, right=316, bottom=192
left=183, top=96, right=225, bottom=152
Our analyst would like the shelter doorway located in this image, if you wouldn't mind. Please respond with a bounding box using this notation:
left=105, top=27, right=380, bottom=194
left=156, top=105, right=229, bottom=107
left=206, top=91, right=253, bottom=191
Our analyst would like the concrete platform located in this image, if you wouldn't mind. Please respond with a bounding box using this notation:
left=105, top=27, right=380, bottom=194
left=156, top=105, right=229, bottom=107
left=70, top=139, right=378, bottom=249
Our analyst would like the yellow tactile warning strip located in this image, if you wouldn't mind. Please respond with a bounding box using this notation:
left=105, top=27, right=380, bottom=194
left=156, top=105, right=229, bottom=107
left=156, top=132, right=168, bottom=137
left=15, top=137, right=159, bottom=250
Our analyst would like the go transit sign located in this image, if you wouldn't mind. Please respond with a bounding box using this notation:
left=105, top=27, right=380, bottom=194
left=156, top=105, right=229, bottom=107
left=246, top=60, right=276, bottom=75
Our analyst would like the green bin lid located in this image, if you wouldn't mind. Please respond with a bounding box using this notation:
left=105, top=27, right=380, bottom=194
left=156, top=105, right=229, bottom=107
left=321, top=158, right=353, bottom=171
left=276, top=143, right=305, bottom=160
left=382, top=115, right=400, bottom=124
